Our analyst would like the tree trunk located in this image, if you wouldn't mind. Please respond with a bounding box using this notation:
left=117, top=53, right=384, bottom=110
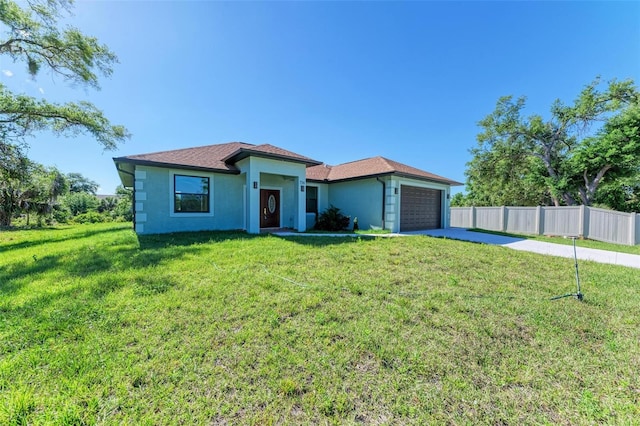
left=0, top=190, right=13, bottom=226
left=579, top=165, right=612, bottom=206
left=562, top=192, right=577, bottom=206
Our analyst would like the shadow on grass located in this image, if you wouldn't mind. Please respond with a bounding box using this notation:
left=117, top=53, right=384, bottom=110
left=137, top=229, right=369, bottom=249
left=0, top=224, right=132, bottom=253
left=1, top=231, right=213, bottom=355
left=0, top=255, right=62, bottom=295
left=1, top=227, right=371, bottom=300
left=274, top=234, right=382, bottom=247
left=137, top=230, right=261, bottom=249
left=0, top=227, right=214, bottom=297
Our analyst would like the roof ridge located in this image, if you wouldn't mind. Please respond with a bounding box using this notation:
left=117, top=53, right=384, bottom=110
left=330, top=156, right=381, bottom=167
left=121, top=141, right=253, bottom=158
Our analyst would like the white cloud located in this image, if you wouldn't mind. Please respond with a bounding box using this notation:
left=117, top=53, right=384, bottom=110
left=2, top=69, right=13, bottom=77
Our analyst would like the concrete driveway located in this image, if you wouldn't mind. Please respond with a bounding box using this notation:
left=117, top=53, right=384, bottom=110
left=409, top=228, right=640, bottom=270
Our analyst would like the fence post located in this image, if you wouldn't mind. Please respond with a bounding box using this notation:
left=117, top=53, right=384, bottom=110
left=535, top=206, right=542, bottom=235
left=579, top=205, right=586, bottom=238
left=630, top=212, right=637, bottom=246
left=471, top=206, right=476, bottom=229
left=501, top=206, right=507, bottom=232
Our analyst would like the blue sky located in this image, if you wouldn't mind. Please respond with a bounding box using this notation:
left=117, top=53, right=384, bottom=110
left=2, top=1, right=639, bottom=194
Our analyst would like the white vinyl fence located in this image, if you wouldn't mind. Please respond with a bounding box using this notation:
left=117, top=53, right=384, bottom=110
left=451, top=206, right=639, bottom=246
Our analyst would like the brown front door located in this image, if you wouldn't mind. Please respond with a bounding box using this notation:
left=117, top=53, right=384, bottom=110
left=260, top=189, right=280, bottom=228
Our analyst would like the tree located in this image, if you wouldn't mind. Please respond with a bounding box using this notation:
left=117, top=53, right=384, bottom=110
left=62, top=191, right=98, bottom=216
left=0, top=142, right=29, bottom=225
left=0, top=155, right=67, bottom=225
left=66, top=172, right=98, bottom=194
left=466, top=78, right=640, bottom=207
left=0, top=0, right=129, bottom=226
left=593, top=174, right=640, bottom=213
left=19, top=164, right=67, bottom=225
left=568, top=103, right=640, bottom=205
left=114, top=184, right=133, bottom=221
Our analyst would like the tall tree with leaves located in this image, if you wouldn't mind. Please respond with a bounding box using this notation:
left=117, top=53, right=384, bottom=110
left=466, top=78, right=640, bottom=207
left=66, top=172, right=98, bottom=194
left=19, top=163, right=67, bottom=225
left=0, top=0, right=129, bottom=225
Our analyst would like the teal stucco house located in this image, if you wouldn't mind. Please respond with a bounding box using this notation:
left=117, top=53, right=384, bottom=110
left=113, top=142, right=461, bottom=234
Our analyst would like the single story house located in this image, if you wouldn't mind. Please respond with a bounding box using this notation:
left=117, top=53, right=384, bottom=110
left=113, top=142, right=462, bottom=234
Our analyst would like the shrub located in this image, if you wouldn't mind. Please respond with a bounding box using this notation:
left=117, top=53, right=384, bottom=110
left=73, top=211, right=111, bottom=224
left=52, top=204, right=71, bottom=223
left=62, top=193, right=99, bottom=216
left=315, top=205, right=351, bottom=231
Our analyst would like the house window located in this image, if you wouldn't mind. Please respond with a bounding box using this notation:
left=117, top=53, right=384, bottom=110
left=174, top=175, right=210, bottom=213
left=306, top=186, right=318, bottom=213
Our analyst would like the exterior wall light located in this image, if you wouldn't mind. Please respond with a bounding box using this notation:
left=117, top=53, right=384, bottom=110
left=253, top=181, right=258, bottom=189
left=301, top=185, right=305, bottom=192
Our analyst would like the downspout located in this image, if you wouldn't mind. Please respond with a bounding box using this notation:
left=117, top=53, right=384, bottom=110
left=116, top=164, right=136, bottom=231
left=376, top=177, right=385, bottom=230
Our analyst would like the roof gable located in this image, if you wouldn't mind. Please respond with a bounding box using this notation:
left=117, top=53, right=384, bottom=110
left=307, top=156, right=462, bottom=185
left=223, top=143, right=322, bottom=166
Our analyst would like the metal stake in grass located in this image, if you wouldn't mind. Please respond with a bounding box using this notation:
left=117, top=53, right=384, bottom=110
left=551, top=236, right=584, bottom=301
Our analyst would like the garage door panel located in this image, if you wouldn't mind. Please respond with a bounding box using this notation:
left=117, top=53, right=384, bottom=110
left=400, top=186, right=442, bottom=231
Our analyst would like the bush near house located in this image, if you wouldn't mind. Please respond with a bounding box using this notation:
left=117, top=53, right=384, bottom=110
left=314, top=205, right=351, bottom=231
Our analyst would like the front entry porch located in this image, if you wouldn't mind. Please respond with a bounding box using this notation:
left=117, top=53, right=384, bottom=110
left=238, top=155, right=308, bottom=234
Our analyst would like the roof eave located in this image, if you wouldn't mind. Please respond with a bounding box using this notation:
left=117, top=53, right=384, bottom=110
left=393, top=172, right=463, bottom=186
left=113, top=157, right=240, bottom=175
left=305, top=171, right=462, bottom=185
left=113, top=160, right=135, bottom=188
left=322, top=172, right=396, bottom=184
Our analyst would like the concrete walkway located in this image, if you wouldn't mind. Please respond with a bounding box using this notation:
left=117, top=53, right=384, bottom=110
left=411, top=228, right=640, bottom=269
left=274, top=228, right=640, bottom=269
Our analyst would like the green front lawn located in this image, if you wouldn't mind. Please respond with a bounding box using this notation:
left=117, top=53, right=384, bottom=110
left=1, top=223, right=639, bottom=424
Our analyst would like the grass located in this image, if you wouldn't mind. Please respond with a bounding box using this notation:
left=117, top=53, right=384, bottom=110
left=1, top=223, right=639, bottom=424
left=469, top=228, right=640, bottom=255
left=302, top=228, right=392, bottom=235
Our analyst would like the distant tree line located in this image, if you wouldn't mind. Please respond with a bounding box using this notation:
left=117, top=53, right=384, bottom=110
left=454, top=77, right=640, bottom=213
left=0, top=163, right=132, bottom=227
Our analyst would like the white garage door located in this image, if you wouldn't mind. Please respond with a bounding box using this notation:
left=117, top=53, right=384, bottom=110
left=400, top=185, right=442, bottom=231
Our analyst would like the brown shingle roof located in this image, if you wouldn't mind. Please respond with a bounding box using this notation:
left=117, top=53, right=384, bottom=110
left=114, top=142, right=250, bottom=173
left=114, top=142, right=321, bottom=172
left=223, top=143, right=322, bottom=166
left=307, top=156, right=462, bottom=185
left=114, top=143, right=460, bottom=186
left=306, top=163, right=333, bottom=181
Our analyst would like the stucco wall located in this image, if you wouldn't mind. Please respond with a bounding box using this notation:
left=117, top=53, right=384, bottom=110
left=134, top=165, right=244, bottom=234
left=326, top=178, right=384, bottom=230
left=327, top=176, right=451, bottom=232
